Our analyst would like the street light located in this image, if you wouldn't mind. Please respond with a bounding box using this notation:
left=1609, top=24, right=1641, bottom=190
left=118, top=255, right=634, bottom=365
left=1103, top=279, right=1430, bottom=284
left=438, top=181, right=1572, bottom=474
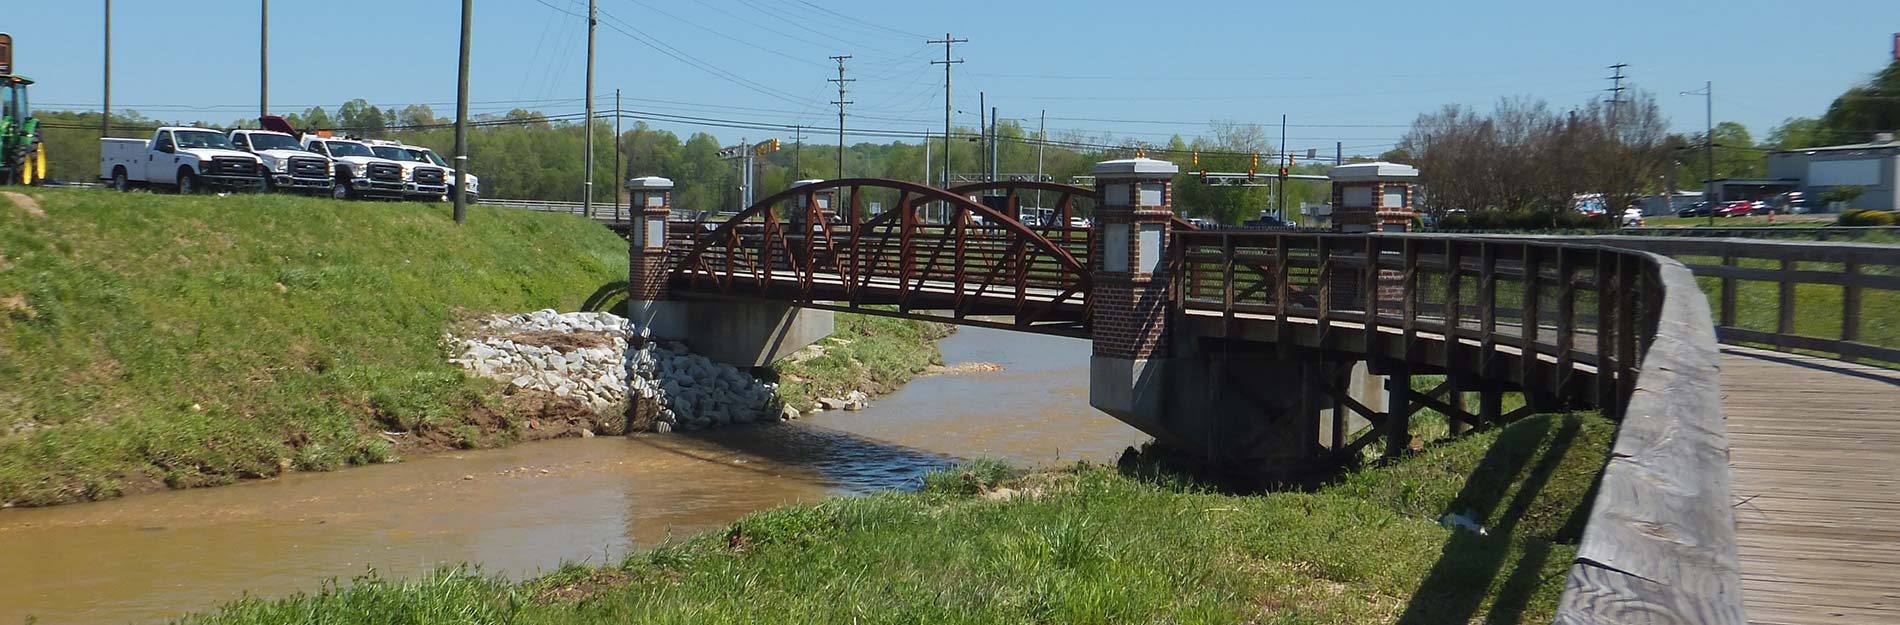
left=1680, top=81, right=1713, bottom=226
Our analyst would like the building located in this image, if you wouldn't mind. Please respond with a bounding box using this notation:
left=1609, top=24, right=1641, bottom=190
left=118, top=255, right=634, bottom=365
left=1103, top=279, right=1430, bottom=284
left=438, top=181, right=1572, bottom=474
left=1765, top=133, right=1900, bottom=211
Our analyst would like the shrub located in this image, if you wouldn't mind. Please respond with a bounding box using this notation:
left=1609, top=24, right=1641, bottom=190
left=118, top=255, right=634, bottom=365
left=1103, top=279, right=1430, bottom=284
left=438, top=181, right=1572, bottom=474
left=1437, top=209, right=1613, bottom=231
left=1837, top=209, right=1897, bottom=227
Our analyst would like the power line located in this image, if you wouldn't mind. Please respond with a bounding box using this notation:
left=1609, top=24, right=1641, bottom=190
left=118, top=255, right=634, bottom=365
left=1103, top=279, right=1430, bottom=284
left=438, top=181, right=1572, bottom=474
left=614, top=0, right=825, bottom=67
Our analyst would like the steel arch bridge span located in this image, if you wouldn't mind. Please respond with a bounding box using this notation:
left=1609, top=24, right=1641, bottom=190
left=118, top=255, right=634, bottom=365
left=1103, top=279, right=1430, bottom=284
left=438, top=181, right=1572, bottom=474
left=667, top=178, right=1095, bottom=335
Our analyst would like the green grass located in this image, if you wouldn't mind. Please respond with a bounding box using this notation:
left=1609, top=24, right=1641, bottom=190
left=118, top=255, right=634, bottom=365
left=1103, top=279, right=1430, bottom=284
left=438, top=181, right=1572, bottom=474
left=0, top=189, right=631, bottom=506
left=1671, top=254, right=1900, bottom=364
left=174, top=412, right=1613, bottom=625
left=769, top=312, right=950, bottom=412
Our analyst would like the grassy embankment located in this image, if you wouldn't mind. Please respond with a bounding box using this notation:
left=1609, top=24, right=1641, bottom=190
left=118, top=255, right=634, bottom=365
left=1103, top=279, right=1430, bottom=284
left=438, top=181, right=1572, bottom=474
left=0, top=190, right=943, bottom=506
left=771, top=313, right=951, bottom=412
left=177, top=411, right=1612, bottom=625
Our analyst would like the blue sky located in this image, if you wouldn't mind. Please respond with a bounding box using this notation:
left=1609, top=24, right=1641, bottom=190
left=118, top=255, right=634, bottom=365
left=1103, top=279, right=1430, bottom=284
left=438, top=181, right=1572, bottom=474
left=9, top=0, right=1895, bottom=155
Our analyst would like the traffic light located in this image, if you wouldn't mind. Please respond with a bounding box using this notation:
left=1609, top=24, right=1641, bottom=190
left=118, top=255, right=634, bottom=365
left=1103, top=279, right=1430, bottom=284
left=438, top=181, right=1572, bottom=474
left=770, top=138, right=781, bottom=151
left=1199, top=170, right=1208, bottom=183
left=1192, top=151, right=1199, bottom=166
left=1288, top=152, right=1295, bottom=167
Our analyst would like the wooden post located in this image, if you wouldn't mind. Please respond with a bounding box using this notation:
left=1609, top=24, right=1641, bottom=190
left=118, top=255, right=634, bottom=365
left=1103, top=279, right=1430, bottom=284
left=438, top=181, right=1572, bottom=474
left=1222, top=234, right=1236, bottom=336
left=1447, top=380, right=1469, bottom=436
left=1776, top=257, right=1796, bottom=341
left=1445, top=240, right=1463, bottom=336
left=1596, top=249, right=1618, bottom=418
left=1843, top=259, right=1862, bottom=361
left=1616, top=256, right=1640, bottom=408
left=1385, top=362, right=1412, bottom=458
left=1720, top=254, right=1738, bottom=328
left=1480, top=388, right=1502, bottom=429
left=1520, top=244, right=1541, bottom=388
left=1556, top=247, right=1576, bottom=398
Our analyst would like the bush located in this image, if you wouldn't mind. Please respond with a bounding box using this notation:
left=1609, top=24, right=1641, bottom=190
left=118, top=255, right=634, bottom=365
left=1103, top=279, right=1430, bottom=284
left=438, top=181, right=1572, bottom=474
left=1437, top=209, right=1613, bottom=231
left=1837, top=209, right=1897, bottom=227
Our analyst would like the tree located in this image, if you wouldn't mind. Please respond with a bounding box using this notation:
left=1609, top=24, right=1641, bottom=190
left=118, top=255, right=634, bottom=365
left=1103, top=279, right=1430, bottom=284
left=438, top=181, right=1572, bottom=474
left=1817, top=59, right=1900, bottom=144
left=301, top=106, right=333, bottom=131
left=1766, top=117, right=1822, bottom=150
left=1672, top=120, right=1763, bottom=189
left=397, top=104, right=438, bottom=129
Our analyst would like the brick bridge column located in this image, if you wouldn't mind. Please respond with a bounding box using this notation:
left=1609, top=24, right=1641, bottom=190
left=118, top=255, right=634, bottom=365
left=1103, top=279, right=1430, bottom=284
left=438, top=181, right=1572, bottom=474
left=1326, top=162, right=1419, bottom=311
left=787, top=178, right=836, bottom=224
left=1087, top=157, right=1179, bottom=434
left=625, top=175, right=676, bottom=338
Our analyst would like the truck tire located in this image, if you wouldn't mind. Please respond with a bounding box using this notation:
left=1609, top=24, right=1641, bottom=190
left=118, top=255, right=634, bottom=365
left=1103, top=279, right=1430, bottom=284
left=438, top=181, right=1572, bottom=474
left=178, top=169, right=200, bottom=195
left=332, top=178, right=351, bottom=200
left=112, top=167, right=131, bottom=192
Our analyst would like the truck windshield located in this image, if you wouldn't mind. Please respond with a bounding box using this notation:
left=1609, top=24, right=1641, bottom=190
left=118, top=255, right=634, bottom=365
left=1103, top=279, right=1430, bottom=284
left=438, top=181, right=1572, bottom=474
left=324, top=141, right=374, bottom=158
left=371, top=146, right=427, bottom=163
left=408, top=148, right=449, bottom=167
left=248, top=133, right=305, bottom=152
left=174, top=131, right=235, bottom=150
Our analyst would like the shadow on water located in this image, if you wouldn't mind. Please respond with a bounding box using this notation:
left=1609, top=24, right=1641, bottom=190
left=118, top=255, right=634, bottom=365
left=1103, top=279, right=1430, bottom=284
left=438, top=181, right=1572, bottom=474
left=1394, top=414, right=1589, bottom=625
left=648, top=422, right=960, bottom=494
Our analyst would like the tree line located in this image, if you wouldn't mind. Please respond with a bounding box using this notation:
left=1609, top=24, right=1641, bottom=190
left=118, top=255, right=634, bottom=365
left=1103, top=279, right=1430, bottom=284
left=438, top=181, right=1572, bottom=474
left=32, top=99, right=1337, bottom=225
left=1398, top=58, right=1900, bottom=216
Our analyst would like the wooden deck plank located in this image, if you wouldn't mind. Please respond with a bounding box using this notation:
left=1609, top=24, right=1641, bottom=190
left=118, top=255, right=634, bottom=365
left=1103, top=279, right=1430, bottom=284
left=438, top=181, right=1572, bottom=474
left=1722, top=346, right=1900, bottom=625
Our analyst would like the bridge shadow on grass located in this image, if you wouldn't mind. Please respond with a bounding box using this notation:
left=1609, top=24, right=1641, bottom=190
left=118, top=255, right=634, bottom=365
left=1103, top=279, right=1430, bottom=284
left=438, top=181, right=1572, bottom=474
left=1395, top=413, right=1593, bottom=625
left=581, top=280, right=630, bottom=316
left=648, top=422, right=959, bottom=494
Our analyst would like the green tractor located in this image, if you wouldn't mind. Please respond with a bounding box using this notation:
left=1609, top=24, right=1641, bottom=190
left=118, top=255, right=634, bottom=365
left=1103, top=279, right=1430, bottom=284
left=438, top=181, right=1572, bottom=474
left=0, top=33, right=46, bottom=186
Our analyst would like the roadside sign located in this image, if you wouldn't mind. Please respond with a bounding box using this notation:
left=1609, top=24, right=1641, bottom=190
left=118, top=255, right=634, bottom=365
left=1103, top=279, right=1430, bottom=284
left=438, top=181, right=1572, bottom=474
left=0, top=33, right=12, bottom=76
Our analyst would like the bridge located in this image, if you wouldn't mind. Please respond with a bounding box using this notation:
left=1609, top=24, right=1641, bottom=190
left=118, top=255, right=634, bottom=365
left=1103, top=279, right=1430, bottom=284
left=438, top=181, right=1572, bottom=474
left=611, top=160, right=1900, bottom=625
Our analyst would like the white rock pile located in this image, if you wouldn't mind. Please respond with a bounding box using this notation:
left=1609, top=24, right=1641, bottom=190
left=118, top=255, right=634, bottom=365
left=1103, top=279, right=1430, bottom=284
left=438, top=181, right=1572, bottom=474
left=446, top=309, right=783, bottom=432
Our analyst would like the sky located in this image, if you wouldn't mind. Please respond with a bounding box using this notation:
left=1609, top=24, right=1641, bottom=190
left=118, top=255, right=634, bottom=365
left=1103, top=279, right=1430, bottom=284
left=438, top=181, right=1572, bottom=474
left=7, top=0, right=1896, bottom=156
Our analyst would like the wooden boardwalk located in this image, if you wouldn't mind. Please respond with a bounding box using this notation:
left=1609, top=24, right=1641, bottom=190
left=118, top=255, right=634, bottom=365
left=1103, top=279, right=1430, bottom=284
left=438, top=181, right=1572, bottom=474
left=1722, top=346, right=1900, bottom=624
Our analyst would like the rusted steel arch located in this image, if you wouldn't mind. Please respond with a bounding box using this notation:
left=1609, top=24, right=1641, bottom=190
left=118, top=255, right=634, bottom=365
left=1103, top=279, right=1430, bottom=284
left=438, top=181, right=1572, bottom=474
left=671, top=177, right=1091, bottom=286
left=944, top=179, right=1200, bottom=231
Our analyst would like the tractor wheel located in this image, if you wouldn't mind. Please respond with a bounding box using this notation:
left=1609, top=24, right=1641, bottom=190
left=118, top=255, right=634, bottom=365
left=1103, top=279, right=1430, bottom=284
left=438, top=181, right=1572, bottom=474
left=32, top=147, right=46, bottom=186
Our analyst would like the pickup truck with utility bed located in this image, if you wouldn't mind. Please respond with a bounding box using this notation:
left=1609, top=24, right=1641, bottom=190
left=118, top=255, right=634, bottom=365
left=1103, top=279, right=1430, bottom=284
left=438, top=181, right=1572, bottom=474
left=101, top=127, right=266, bottom=193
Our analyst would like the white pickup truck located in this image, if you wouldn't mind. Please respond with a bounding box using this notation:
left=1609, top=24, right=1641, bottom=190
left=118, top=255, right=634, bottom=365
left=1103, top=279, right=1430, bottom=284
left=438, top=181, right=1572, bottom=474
left=402, top=144, right=479, bottom=202
left=365, top=140, right=450, bottom=201
left=101, top=127, right=267, bottom=193
left=303, top=137, right=406, bottom=200
left=229, top=129, right=334, bottom=194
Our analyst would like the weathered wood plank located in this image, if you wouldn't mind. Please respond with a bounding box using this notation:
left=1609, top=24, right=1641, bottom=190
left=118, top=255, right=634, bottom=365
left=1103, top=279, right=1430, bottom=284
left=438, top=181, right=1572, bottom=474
left=1555, top=256, right=1745, bottom=625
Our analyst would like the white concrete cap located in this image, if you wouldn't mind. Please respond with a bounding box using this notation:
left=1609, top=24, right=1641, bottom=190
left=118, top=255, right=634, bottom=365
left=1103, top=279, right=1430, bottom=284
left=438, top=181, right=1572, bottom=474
left=790, top=179, right=828, bottom=188
left=1090, top=157, right=1180, bottom=177
left=1327, top=162, right=1418, bottom=182
left=626, top=176, right=675, bottom=190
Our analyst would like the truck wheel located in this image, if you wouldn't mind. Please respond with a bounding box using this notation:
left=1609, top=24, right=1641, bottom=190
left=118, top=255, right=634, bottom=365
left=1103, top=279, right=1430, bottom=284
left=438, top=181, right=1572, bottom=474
left=178, top=170, right=200, bottom=195
left=332, top=181, right=351, bottom=200
left=112, top=167, right=131, bottom=192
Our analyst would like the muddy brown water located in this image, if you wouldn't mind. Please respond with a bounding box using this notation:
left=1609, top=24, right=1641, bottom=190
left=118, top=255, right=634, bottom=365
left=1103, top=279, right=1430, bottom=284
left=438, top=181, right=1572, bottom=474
left=0, top=328, right=1146, bottom=624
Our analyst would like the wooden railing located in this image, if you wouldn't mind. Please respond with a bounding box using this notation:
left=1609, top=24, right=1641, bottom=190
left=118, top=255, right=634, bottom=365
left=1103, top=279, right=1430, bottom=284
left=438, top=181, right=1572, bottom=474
left=1546, top=236, right=1900, bottom=366
left=1170, top=232, right=1742, bottom=624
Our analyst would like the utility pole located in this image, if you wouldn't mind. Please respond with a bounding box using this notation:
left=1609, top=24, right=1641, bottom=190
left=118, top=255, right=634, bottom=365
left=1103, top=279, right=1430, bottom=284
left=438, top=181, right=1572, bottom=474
left=990, top=105, right=999, bottom=183
left=1277, top=115, right=1288, bottom=220
left=829, top=54, right=853, bottom=179
left=1336, top=141, right=1342, bottom=166
left=978, top=92, right=986, bottom=180
left=1606, top=63, right=1629, bottom=125
left=582, top=0, right=597, bottom=218
left=928, top=33, right=965, bottom=188
left=259, top=0, right=268, bottom=119
left=614, top=88, right=622, bottom=222
left=1035, top=109, right=1046, bottom=207
left=792, top=124, right=803, bottom=177
left=102, top=0, right=111, bottom=137
left=923, top=131, right=932, bottom=185
left=451, top=0, right=472, bottom=224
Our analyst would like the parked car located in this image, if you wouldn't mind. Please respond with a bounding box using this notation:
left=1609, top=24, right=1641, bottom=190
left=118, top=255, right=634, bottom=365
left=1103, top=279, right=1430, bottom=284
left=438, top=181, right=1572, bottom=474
left=1677, top=202, right=1713, bottom=218
left=100, top=126, right=265, bottom=193
left=1243, top=216, right=1296, bottom=228
left=1620, top=207, right=1644, bottom=227
left=303, top=137, right=406, bottom=200
left=228, top=129, right=334, bottom=194
left=1717, top=200, right=1754, bottom=218
left=1067, top=217, right=1090, bottom=228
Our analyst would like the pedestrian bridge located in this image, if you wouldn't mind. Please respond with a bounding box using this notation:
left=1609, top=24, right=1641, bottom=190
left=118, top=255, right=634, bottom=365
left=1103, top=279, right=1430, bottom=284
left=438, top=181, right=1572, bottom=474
left=614, top=170, right=1899, bottom=625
